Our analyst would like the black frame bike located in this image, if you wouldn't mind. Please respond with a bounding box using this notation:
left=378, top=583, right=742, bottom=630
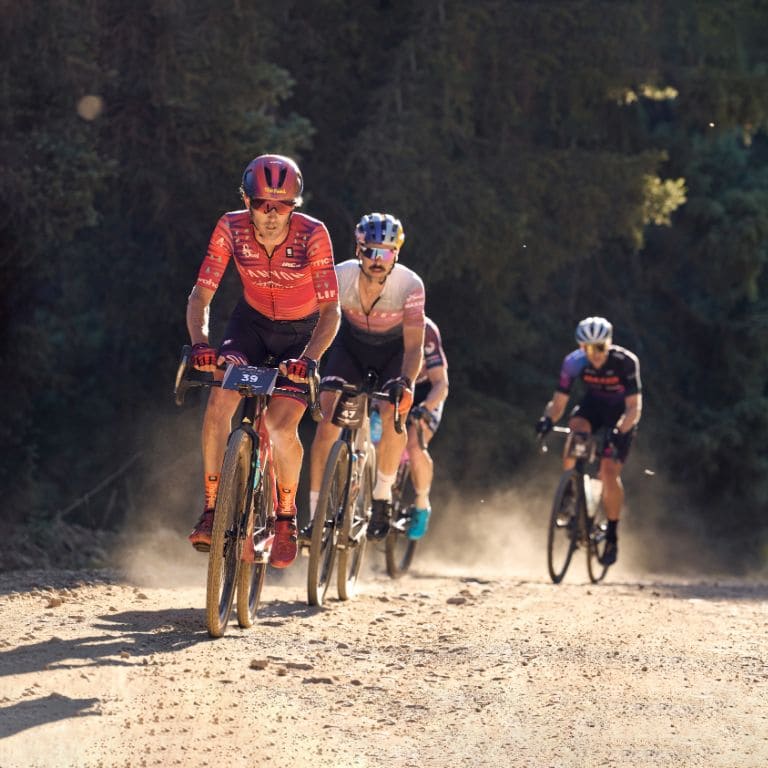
left=175, top=345, right=320, bottom=636
left=543, top=426, right=611, bottom=584
left=306, top=372, right=402, bottom=606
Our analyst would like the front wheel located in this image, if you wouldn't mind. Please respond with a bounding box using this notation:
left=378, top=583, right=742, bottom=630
left=206, top=430, right=251, bottom=637
left=307, top=440, right=349, bottom=607
left=385, top=457, right=418, bottom=578
left=337, top=447, right=373, bottom=600
left=547, top=470, right=580, bottom=584
left=236, top=452, right=273, bottom=627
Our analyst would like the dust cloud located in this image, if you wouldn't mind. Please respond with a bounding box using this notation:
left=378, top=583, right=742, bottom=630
left=114, top=405, right=206, bottom=589
left=408, top=445, right=727, bottom=585
left=112, top=406, right=743, bottom=598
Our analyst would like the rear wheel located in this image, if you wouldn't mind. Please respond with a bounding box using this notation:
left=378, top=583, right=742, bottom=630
left=307, top=440, right=349, bottom=607
left=586, top=490, right=610, bottom=584
left=337, top=447, right=373, bottom=600
left=385, top=457, right=418, bottom=578
left=206, top=430, right=250, bottom=637
left=236, top=452, right=273, bottom=627
left=547, top=470, right=579, bottom=584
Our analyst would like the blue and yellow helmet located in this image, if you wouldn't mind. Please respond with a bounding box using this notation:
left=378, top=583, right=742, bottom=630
left=355, top=213, right=405, bottom=250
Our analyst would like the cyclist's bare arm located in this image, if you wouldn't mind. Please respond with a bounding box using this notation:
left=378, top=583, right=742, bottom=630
left=186, top=285, right=215, bottom=345
left=302, top=301, right=341, bottom=362
left=401, top=322, right=425, bottom=384
left=543, top=391, right=570, bottom=423
left=616, top=393, right=642, bottom=432
left=423, top=364, right=449, bottom=411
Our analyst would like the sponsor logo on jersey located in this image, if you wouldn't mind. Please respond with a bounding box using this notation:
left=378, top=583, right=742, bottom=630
left=583, top=374, right=621, bottom=387
left=244, top=268, right=303, bottom=282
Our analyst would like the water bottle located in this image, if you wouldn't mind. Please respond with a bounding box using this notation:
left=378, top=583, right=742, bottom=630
left=586, top=477, right=603, bottom=516
left=370, top=408, right=382, bottom=444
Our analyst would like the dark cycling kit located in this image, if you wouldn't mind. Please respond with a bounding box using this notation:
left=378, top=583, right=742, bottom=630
left=556, top=345, right=642, bottom=462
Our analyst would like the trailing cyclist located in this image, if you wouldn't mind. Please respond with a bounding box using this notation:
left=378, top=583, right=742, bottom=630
left=308, top=213, right=425, bottom=541
left=186, top=154, right=341, bottom=568
left=536, top=316, right=642, bottom=566
left=403, top=316, right=449, bottom=540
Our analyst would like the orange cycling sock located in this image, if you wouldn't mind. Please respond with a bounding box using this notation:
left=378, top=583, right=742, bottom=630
left=204, top=474, right=220, bottom=510
left=277, top=485, right=297, bottom=516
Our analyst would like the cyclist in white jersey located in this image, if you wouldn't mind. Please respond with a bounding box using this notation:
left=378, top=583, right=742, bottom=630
left=307, top=213, right=425, bottom=540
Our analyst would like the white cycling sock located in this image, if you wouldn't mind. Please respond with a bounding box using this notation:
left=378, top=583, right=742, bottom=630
left=414, top=489, right=430, bottom=509
left=309, top=491, right=319, bottom=521
left=373, top=471, right=397, bottom=502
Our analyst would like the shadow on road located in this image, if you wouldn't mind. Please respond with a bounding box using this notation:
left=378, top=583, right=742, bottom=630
left=0, top=607, right=207, bottom=679
left=0, top=693, right=100, bottom=739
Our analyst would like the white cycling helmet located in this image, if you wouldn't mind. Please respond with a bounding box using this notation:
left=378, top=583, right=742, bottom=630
left=575, top=316, right=613, bottom=344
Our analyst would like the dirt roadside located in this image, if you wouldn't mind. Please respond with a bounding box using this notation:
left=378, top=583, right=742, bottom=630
left=1, top=537, right=767, bottom=768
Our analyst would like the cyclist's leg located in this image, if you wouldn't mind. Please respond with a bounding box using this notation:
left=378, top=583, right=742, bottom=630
left=266, top=396, right=307, bottom=511
left=598, top=426, right=634, bottom=562
left=189, top=387, right=243, bottom=548
left=404, top=423, right=432, bottom=539
left=598, top=456, right=623, bottom=522
left=202, top=387, right=243, bottom=476
left=407, top=423, right=434, bottom=507
left=372, top=344, right=407, bottom=488
left=308, top=388, right=343, bottom=522
left=308, top=332, right=361, bottom=523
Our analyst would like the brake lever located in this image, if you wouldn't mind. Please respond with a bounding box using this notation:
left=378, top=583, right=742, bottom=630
left=308, top=369, right=323, bottom=423
left=173, top=345, right=192, bottom=406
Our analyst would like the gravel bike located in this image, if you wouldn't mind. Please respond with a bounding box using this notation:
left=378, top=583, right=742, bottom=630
left=174, top=345, right=320, bottom=637
left=306, top=373, right=402, bottom=606
left=542, top=426, right=612, bottom=584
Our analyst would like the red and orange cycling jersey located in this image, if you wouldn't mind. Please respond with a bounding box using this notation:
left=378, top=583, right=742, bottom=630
left=195, top=210, right=338, bottom=320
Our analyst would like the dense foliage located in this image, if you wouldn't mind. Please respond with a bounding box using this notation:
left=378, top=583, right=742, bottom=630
left=3, top=1, right=768, bottom=565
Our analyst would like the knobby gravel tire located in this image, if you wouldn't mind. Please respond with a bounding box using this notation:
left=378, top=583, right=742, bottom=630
left=547, top=470, right=579, bottom=584
left=307, top=440, right=349, bottom=607
left=236, top=451, right=273, bottom=628
left=337, top=446, right=374, bottom=601
left=385, top=459, right=418, bottom=578
left=206, top=430, right=250, bottom=637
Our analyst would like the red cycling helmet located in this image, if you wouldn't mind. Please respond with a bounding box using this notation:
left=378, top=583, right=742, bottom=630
left=240, top=154, right=303, bottom=205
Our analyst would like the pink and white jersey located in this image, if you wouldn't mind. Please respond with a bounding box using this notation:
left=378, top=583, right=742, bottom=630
left=335, top=260, right=425, bottom=341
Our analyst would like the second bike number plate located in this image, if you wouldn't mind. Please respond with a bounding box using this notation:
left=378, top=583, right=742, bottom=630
left=222, top=365, right=278, bottom=395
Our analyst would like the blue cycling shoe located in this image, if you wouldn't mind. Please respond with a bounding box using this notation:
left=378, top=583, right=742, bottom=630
left=407, top=507, right=431, bottom=540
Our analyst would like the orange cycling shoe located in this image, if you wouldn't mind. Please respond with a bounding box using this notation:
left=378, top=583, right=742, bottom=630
left=189, top=509, right=215, bottom=552
left=270, top=510, right=298, bottom=568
